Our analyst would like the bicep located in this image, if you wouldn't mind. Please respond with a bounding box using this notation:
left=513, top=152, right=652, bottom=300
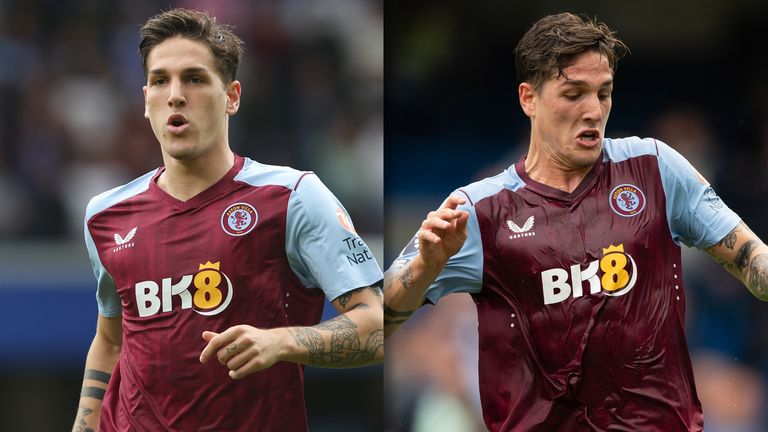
left=704, top=221, right=765, bottom=279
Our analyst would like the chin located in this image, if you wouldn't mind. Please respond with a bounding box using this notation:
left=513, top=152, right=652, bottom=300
left=163, top=145, right=203, bottom=161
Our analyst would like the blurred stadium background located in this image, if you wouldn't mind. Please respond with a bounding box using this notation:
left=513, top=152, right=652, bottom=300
left=386, top=1, right=768, bottom=431
left=0, top=0, right=382, bottom=430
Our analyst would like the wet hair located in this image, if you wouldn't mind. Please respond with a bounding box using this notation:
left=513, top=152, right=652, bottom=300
left=514, top=13, right=629, bottom=90
left=139, top=8, right=244, bottom=83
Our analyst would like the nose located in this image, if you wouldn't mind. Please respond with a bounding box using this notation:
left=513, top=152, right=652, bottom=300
left=582, top=94, right=603, bottom=123
left=167, top=80, right=186, bottom=108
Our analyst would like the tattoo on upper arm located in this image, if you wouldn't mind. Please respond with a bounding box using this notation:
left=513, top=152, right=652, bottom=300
left=335, top=286, right=382, bottom=312
left=736, top=240, right=756, bottom=270
left=288, top=314, right=383, bottom=367
left=748, top=253, right=768, bottom=297
left=73, top=406, right=95, bottom=432
left=716, top=228, right=739, bottom=250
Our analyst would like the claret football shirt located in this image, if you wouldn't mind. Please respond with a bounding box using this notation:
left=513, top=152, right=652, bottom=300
left=85, top=154, right=382, bottom=432
left=394, top=137, right=740, bottom=432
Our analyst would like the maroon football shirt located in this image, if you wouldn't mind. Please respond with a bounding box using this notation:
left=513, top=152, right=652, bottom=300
left=394, top=137, right=740, bottom=431
left=85, top=155, right=382, bottom=431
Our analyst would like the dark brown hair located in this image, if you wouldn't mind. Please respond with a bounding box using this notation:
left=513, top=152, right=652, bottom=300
left=139, top=8, right=244, bottom=83
left=515, top=13, right=629, bottom=90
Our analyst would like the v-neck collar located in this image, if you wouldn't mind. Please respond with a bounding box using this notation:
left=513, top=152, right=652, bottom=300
left=149, top=154, right=244, bottom=209
left=515, top=152, right=605, bottom=203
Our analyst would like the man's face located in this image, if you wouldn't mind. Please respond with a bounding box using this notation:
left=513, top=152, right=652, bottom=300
left=143, top=37, right=240, bottom=162
left=520, top=50, right=613, bottom=170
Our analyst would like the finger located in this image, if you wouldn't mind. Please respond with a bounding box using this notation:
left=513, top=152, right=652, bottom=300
left=431, top=207, right=467, bottom=222
left=216, top=340, right=243, bottom=365
left=417, top=228, right=442, bottom=244
left=226, top=349, right=253, bottom=371
left=455, top=210, right=470, bottom=231
left=201, top=331, right=218, bottom=342
left=199, top=327, right=240, bottom=363
left=422, top=215, right=451, bottom=231
left=229, top=356, right=268, bottom=380
left=439, top=195, right=467, bottom=211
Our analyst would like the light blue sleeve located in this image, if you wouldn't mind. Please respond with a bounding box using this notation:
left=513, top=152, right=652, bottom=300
left=84, top=209, right=121, bottom=317
left=657, top=140, right=740, bottom=248
left=391, top=195, right=483, bottom=304
left=285, top=174, right=383, bottom=301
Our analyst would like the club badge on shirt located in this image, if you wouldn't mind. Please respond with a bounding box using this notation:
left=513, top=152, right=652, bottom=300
left=221, top=202, right=258, bottom=236
left=609, top=184, right=646, bottom=217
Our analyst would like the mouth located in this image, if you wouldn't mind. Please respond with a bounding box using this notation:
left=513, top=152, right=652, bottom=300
left=576, top=129, right=601, bottom=147
left=166, top=113, right=189, bottom=134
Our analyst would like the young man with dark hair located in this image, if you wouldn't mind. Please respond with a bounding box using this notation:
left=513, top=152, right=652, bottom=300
left=72, top=8, right=383, bottom=432
left=385, top=12, right=768, bottom=431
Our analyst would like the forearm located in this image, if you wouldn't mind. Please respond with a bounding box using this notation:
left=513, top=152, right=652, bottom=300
left=282, top=305, right=383, bottom=368
left=383, top=255, right=444, bottom=337
left=72, top=335, right=121, bottom=432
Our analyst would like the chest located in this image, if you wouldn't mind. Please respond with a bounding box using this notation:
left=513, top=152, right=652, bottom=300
left=480, top=161, right=667, bottom=272
left=89, top=186, right=294, bottom=318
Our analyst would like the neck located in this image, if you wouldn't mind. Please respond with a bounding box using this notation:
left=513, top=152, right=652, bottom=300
left=524, top=142, right=595, bottom=194
left=157, top=148, right=235, bottom=202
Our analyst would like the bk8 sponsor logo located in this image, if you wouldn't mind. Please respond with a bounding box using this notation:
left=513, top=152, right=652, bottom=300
left=541, top=244, right=637, bottom=305
left=135, top=261, right=233, bottom=317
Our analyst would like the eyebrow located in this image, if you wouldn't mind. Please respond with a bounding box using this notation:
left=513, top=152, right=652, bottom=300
left=148, top=67, right=210, bottom=76
left=561, top=79, right=614, bottom=89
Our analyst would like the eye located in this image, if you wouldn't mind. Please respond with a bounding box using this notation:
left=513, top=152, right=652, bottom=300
left=563, top=94, right=580, bottom=101
left=151, top=78, right=167, bottom=86
left=598, top=92, right=611, bottom=101
left=189, top=76, right=204, bottom=84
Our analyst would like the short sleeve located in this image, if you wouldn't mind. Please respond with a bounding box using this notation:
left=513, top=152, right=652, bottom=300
left=84, top=210, right=121, bottom=317
left=656, top=140, right=740, bottom=248
left=285, top=174, right=383, bottom=301
left=390, top=194, right=483, bottom=304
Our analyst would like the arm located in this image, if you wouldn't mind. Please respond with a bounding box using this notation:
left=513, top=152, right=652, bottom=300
left=199, top=285, right=383, bottom=378
left=72, top=314, right=122, bottom=432
left=704, top=221, right=768, bottom=300
left=383, top=196, right=469, bottom=337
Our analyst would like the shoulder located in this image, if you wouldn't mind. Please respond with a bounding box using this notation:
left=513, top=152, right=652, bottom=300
left=455, top=166, right=526, bottom=207
left=85, top=169, right=157, bottom=222
left=234, top=157, right=313, bottom=190
left=602, top=136, right=662, bottom=163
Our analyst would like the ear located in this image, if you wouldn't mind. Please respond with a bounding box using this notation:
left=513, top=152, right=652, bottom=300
left=226, top=80, right=241, bottom=116
left=143, top=85, right=149, bottom=119
left=519, top=82, right=537, bottom=118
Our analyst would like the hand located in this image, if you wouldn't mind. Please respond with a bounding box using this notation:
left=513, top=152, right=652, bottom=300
left=199, top=325, right=287, bottom=379
left=417, top=195, right=470, bottom=269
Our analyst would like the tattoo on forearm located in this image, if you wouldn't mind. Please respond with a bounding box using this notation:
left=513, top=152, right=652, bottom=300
left=399, top=265, right=414, bottom=291
left=736, top=240, right=756, bottom=270
left=73, top=406, right=95, bottom=432
left=289, top=315, right=383, bottom=367
left=288, top=327, right=326, bottom=364
left=748, top=253, right=768, bottom=298
left=84, top=369, right=111, bottom=384
left=81, top=386, right=106, bottom=400
left=383, top=304, right=415, bottom=327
